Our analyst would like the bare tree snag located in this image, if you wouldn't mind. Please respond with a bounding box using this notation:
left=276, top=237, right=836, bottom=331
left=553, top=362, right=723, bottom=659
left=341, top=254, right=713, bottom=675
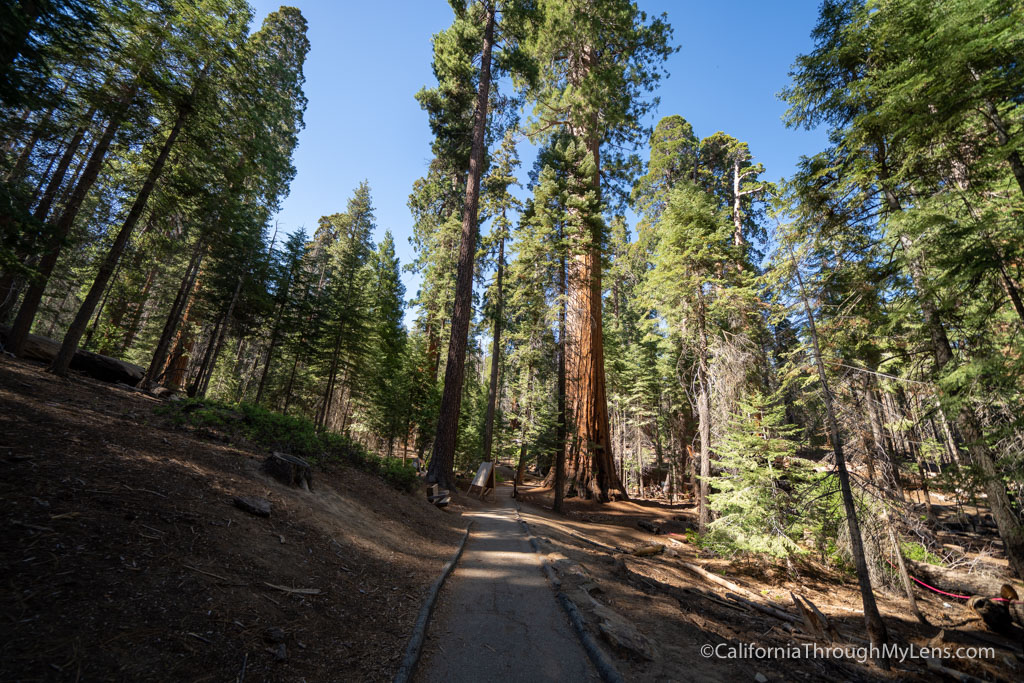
left=792, top=253, right=890, bottom=666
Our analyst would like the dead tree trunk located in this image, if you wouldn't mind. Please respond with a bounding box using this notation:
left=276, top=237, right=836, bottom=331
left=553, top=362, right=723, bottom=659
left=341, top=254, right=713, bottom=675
left=793, top=256, right=890, bottom=664
left=695, top=290, right=712, bottom=532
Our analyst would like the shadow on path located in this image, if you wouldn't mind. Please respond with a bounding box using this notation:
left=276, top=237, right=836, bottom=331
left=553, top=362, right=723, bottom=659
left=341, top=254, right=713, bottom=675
left=415, top=484, right=598, bottom=682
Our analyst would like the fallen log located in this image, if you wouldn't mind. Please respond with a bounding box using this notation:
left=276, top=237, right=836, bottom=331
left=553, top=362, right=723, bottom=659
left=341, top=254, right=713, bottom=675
left=675, top=562, right=799, bottom=623
left=724, top=592, right=798, bottom=623
left=677, top=561, right=758, bottom=600
left=1, top=326, right=144, bottom=385
left=925, top=656, right=987, bottom=683
left=904, top=558, right=1023, bottom=599
left=621, top=558, right=748, bottom=615
left=632, top=544, right=665, bottom=557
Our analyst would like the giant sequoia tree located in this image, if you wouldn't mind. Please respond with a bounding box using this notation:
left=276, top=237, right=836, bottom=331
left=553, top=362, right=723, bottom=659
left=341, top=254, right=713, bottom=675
left=524, top=0, right=673, bottom=501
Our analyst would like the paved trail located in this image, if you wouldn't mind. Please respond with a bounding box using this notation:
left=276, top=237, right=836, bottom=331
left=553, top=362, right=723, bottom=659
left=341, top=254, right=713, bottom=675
left=415, top=484, right=598, bottom=683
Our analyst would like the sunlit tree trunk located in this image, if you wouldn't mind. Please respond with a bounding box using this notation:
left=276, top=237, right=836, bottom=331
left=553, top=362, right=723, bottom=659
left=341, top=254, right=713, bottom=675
left=794, top=258, right=890, bottom=664
left=427, top=3, right=495, bottom=491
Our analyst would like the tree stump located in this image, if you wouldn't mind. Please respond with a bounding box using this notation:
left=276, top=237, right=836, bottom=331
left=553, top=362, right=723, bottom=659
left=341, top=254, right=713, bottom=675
left=968, top=595, right=1014, bottom=635
left=263, top=452, right=313, bottom=491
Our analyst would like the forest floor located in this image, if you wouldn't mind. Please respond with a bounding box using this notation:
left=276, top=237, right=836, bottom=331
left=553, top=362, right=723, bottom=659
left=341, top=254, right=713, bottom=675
left=0, top=356, right=464, bottom=682
left=3, top=353, right=1023, bottom=682
left=514, top=483, right=1024, bottom=682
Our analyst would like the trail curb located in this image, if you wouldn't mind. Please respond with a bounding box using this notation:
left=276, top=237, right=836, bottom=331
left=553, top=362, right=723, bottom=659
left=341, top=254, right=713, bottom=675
left=514, top=501, right=625, bottom=683
left=393, top=521, right=472, bottom=683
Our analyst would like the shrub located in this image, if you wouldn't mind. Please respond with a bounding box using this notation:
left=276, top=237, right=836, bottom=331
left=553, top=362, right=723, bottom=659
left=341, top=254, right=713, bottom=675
left=901, top=541, right=944, bottom=566
left=161, top=399, right=419, bottom=492
left=705, top=390, right=825, bottom=559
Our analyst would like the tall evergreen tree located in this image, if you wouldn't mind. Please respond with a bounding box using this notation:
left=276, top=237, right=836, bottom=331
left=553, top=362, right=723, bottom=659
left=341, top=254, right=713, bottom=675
left=523, top=0, right=673, bottom=501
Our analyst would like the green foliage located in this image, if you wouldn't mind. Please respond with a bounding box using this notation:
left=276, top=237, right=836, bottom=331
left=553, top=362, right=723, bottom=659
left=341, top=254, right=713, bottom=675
left=900, top=541, right=943, bottom=566
left=705, top=391, right=824, bottom=558
left=161, top=398, right=419, bottom=492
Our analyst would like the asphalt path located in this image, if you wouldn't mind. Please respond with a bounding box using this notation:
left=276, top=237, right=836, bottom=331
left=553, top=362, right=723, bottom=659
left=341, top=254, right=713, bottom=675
left=415, top=484, right=598, bottom=683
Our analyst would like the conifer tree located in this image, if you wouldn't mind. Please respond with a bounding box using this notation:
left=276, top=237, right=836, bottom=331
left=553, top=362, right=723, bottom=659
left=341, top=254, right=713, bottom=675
left=365, top=231, right=408, bottom=456
left=524, top=0, right=673, bottom=501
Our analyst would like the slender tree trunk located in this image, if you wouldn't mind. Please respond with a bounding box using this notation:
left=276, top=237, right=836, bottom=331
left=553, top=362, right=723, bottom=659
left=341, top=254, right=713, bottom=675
left=731, top=155, right=744, bottom=248
left=255, top=302, right=286, bottom=405
left=427, top=4, right=495, bottom=491
left=983, top=101, right=1024, bottom=199
left=49, top=103, right=188, bottom=376
left=144, top=242, right=203, bottom=387
left=482, top=234, right=504, bottom=462
left=0, top=273, right=21, bottom=323
left=283, top=350, right=301, bottom=414
left=7, top=116, right=45, bottom=182
left=854, top=383, right=878, bottom=484
left=696, top=292, right=712, bottom=533
left=793, top=258, right=889, bottom=663
left=878, top=389, right=907, bottom=501
left=886, top=516, right=928, bottom=626
left=256, top=261, right=294, bottom=404
left=318, top=327, right=344, bottom=430
left=119, top=263, right=157, bottom=353
left=889, top=188, right=1024, bottom=577
left=8, top=110, right=125, bottom=355
left=864, top=380, right=889, bottom=477
left=82, top=255, right=122, bottom=349
left=191, top=273, right=242, bottom=398
left=515, top=365, right=535, bottom=486
left=2, top=107, right=33, bottom=155
left=32, top=110, right=94, bottom=223
left=554, top=251, right=567, bottom=512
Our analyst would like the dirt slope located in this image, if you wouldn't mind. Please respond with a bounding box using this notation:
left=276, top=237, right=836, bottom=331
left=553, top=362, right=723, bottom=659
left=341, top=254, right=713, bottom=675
left=0, top=357, right=463, bottom=682
left=516, top=483, right=1023, bottom=682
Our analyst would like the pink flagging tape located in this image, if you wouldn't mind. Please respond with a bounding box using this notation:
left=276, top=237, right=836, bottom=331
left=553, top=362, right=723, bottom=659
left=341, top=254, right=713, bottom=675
left=884, top=558, right=1020, bottom=603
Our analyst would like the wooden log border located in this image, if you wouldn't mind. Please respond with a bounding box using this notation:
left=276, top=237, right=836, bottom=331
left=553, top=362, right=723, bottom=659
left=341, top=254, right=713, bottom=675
left=392, top=521, right=473, bottom=683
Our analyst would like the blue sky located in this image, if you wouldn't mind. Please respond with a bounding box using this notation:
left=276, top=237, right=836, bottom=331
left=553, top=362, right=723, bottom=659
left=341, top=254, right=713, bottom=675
left=247, top=0, right=828, bottom=305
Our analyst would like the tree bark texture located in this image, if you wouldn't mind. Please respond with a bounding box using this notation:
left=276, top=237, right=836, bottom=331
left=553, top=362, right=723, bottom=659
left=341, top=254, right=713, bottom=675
left=8, top=110, right=125, bottom=356
left=143, top=242, right=204, bottom=387
left=426, top=3, right=495, bottom=491
left=695, top=291, right=712, bottom=532
left=481, top=234, right=504, bottom=462
left=49, top=103, right=188, bottom=376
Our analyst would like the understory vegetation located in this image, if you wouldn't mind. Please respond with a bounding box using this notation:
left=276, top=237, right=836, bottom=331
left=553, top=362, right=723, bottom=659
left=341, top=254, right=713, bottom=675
left=161, top=398, right=420, bottom=492
left=2, top=2, right=1023, bottom=647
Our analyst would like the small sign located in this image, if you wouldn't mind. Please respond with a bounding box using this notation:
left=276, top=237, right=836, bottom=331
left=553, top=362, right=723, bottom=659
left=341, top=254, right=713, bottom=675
left=467, top=461, right=495, bottom=499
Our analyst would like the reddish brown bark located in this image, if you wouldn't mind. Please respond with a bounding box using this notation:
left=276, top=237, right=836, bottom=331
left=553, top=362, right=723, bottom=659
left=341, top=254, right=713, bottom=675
left=563, top=240, right=624, bottom=501
left=426, top=3, right=495, bottom=491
